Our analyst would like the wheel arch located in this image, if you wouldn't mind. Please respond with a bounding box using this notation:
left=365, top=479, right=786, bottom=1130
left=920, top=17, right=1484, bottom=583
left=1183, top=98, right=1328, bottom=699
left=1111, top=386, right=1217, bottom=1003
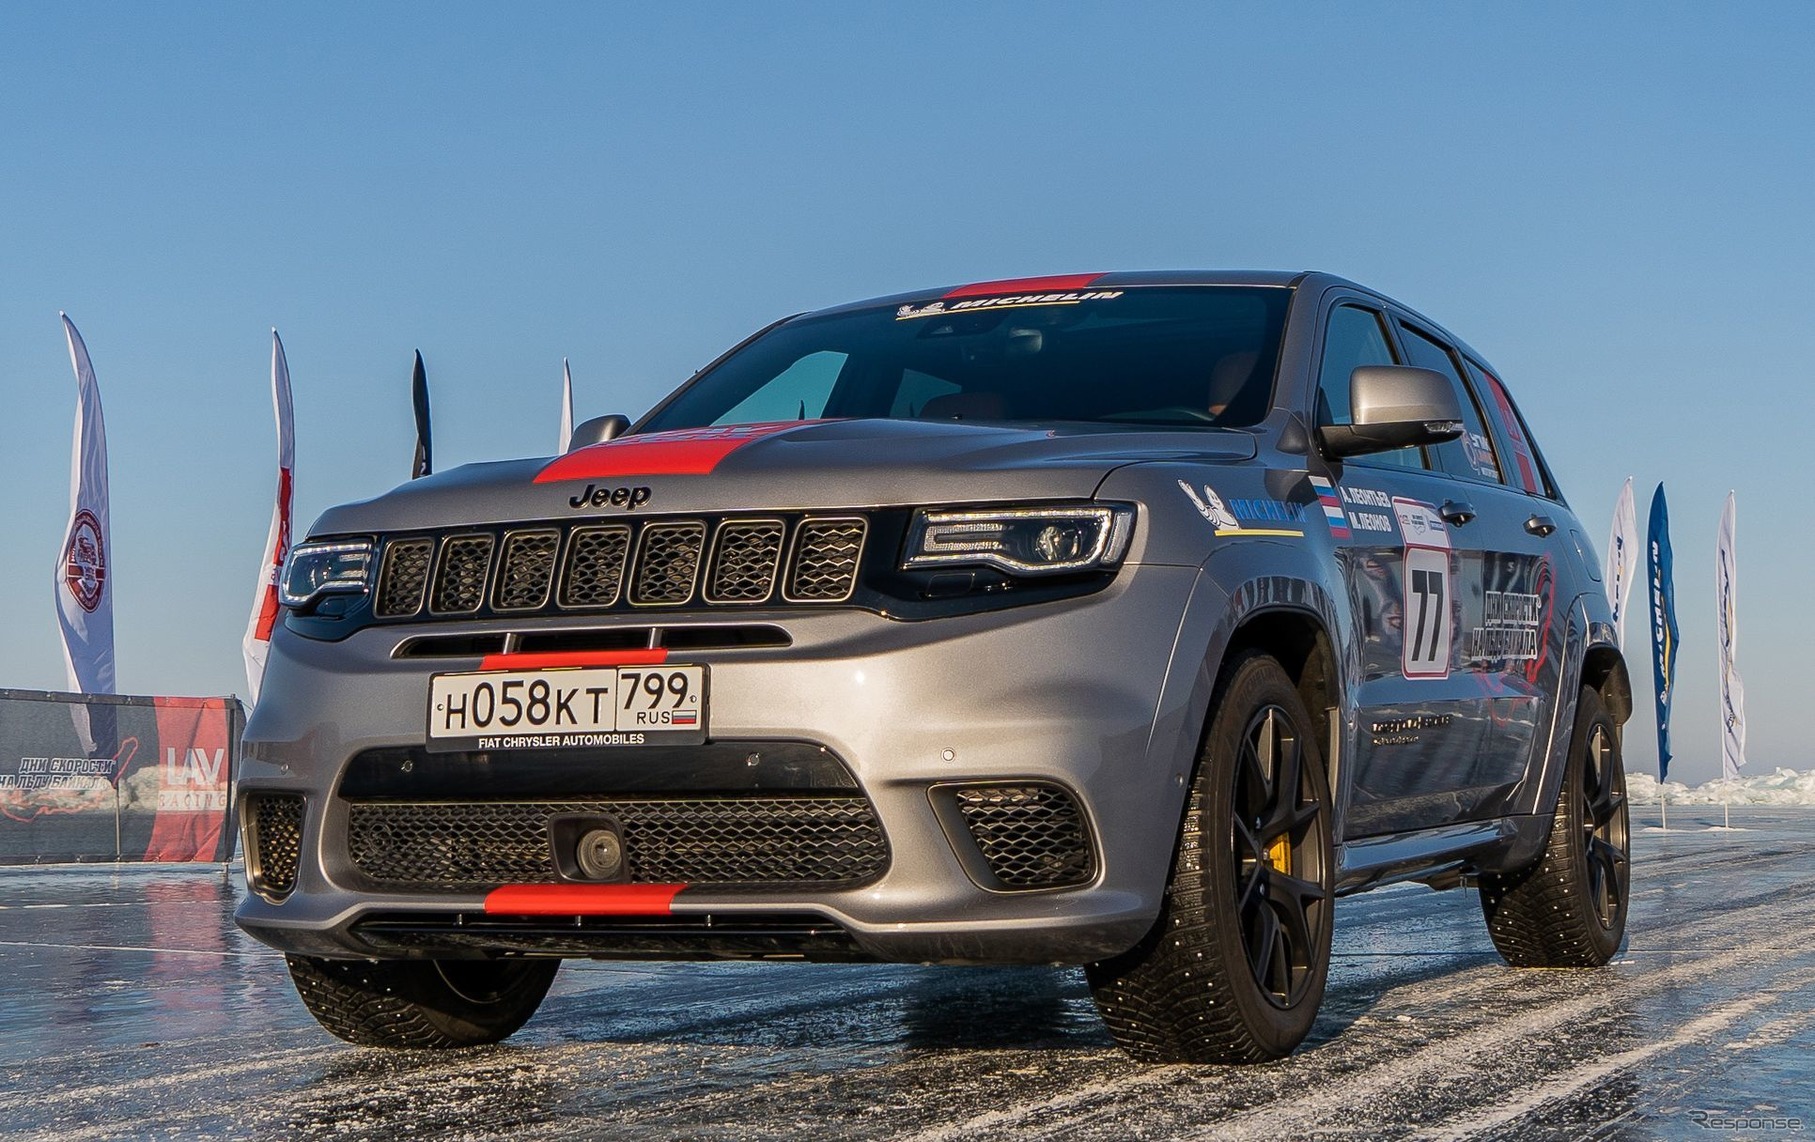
left=1220, top=606, right=1341, bottom=781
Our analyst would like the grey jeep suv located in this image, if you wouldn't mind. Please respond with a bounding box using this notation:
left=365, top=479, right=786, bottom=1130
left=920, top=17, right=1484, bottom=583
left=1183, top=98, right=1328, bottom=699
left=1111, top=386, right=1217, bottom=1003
left=237, top=271, right=1632, bottom=1062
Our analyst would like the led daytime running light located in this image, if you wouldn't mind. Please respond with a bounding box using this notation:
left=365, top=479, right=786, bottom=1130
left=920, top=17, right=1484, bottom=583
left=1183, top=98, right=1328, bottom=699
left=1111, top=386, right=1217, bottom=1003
left=280, top=540, right=374, bottom=608
left=904, top=505, right=1133, bottom=576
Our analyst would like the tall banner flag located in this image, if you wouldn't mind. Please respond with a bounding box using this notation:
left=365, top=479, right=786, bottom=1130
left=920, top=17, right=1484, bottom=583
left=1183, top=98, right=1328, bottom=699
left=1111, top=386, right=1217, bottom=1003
left=56, top=315, right=116, bottom=697
left=559, top=358, right=575, bottom=453
left=411, top=349, right=432, bottom=479
left=243, top=330, right=295, bottom=705
left=1646, top=484, right=1679, bottom=781
left=1605, top=477, right=1639, bottom=648
left=1716, top=492, right=1746, bottom=780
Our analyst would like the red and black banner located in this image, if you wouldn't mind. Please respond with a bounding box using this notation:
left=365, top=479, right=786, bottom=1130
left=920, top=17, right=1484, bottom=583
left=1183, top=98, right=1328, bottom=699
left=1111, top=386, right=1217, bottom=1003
left=0, top=689, right=242, bottom=864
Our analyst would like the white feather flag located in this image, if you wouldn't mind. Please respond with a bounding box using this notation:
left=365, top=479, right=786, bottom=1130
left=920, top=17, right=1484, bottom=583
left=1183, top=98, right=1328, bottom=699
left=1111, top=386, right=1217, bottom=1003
left=1605, top=477, right=1639, bottom=648
left=56, top=314, right=116, bottom=696
left=1716, top=491, right=1745, bottom=779
left=243, top=330, right=295, bottom=704
left=559, top=358, right=574, bottom=453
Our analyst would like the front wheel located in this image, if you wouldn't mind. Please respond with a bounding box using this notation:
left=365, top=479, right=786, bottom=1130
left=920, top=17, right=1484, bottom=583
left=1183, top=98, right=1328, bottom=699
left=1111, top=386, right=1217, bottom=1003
left=1088, top=651, right=1334, bottom=1063
left=1479, top=685, right=1630, bottom=966
left=286, top=954, right=560, bottom=1048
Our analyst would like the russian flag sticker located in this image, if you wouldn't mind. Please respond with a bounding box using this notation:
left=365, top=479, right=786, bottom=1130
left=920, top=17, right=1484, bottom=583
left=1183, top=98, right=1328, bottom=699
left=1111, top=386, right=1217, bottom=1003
left=1309, top=476, right=1350, bottom=540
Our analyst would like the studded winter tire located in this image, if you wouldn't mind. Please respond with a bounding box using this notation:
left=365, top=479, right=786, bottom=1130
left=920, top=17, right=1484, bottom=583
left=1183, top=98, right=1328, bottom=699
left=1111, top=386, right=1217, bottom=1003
left=286, top=954, right=560, bottom=1048
left=1087, top=651, right=1334, bottom=1063
left=1479, top=685, right=1630, bottom=967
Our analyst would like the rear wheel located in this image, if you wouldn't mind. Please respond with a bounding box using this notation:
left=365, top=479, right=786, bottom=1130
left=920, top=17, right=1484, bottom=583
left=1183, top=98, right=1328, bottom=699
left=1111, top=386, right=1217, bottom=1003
left=286, top=954, right=560, bottom=1048
left=1088, top=651, right=1334, bottom=1063
left=1479, top=685, right=1630, bottom=966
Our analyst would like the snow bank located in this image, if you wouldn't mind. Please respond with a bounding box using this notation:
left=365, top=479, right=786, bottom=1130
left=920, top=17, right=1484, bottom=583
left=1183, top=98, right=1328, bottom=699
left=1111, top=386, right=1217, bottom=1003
left=1626, top=768, right=1815, bottom=806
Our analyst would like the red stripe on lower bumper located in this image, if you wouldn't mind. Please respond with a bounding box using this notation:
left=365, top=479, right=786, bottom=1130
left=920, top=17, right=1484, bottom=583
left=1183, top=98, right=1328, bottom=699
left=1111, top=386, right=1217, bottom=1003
left=477, top=649, right=668, bottom=670
left=482, top=883, right=685, bottom=915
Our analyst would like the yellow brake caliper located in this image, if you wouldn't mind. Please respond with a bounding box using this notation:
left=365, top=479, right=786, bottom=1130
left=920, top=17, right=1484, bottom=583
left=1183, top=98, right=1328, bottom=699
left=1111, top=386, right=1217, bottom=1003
left=1267, top=834, right=1291, bottom=874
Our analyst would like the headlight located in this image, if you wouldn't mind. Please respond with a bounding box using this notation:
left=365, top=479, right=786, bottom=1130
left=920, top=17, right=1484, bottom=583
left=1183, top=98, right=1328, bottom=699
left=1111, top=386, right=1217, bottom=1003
left=903, top=505, right=1134, bottom=576
left=279, top=540, right=374, bottom=608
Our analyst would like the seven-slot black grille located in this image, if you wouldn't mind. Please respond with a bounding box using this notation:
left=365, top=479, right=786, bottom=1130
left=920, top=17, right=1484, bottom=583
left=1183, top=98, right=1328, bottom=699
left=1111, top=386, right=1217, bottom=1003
left=369, top=514, right=866, bottom=622
left=345, top=796, right=889, bottom=891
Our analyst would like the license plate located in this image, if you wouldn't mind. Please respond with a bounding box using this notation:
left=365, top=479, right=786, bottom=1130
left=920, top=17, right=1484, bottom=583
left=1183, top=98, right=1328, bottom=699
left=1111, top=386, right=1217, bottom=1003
left=426, top=665, right=707, bottom=752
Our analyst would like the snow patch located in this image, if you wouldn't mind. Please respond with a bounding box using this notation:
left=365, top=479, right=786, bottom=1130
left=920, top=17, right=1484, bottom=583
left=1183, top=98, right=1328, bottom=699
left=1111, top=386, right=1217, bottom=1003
left=1626, top=767, right=1815, bottom=806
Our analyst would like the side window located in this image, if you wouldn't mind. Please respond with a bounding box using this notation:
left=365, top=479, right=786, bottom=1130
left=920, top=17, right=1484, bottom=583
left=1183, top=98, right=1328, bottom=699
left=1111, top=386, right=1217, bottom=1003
left=711, top=350, right=846, bottom=426
left=1318, top=303, right=1424, bottom=470
left=1466, top=360, right=1554, bottom=498
left=1397, top=323, right=1503, bottom=485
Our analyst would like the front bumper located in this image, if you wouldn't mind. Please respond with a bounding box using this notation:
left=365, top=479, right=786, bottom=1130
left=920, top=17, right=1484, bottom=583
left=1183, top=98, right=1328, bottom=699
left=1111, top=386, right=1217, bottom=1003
left=235, top=561, right=1216, bottom=964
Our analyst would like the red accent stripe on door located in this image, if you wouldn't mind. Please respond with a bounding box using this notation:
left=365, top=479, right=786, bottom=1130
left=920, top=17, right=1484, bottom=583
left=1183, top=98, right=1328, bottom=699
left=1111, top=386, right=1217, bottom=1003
left=944, top=273, right=1106, bottom=299
left=477, top=649, right=668, bottom=671
left=483, top=883, right=685, bottom=915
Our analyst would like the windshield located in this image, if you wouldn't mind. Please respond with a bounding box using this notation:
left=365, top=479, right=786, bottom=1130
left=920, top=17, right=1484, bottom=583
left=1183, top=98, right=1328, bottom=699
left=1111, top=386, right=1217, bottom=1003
left=639, top=286, right=1290, bottom=433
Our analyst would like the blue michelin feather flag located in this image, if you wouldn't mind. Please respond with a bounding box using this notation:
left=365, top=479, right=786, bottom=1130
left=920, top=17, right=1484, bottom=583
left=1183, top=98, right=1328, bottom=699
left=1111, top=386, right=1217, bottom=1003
left=1646, top=484, right=1679, bottom=781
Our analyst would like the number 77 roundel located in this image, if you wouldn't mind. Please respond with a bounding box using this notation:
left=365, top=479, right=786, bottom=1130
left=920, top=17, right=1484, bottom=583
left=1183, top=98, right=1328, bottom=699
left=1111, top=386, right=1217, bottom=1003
left=1392, top=499, right=1453, bottom=680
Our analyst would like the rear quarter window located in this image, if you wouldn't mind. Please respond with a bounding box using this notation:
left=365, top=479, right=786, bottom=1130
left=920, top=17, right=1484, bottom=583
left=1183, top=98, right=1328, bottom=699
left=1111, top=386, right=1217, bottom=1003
left=1466, top=360, right=1556, bottom=499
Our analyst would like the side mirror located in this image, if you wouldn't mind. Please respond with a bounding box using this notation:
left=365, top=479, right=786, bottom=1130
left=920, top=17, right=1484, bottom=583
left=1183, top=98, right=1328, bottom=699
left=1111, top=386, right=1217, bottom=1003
left=567, top=414, right=631, bottom=452
left=1318, top=366, right=1463, bottom=458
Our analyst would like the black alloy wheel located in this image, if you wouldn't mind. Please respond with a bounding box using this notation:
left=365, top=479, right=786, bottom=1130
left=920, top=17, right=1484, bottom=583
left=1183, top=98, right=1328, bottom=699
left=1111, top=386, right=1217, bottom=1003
left=1579, top=719, right=1629, bottom=931
left=1480, top=685, right=1631, bottom=967
left=1232, top=703, right=1331, bottom=1010
left=1087, top=651, right=1335, bottom=1063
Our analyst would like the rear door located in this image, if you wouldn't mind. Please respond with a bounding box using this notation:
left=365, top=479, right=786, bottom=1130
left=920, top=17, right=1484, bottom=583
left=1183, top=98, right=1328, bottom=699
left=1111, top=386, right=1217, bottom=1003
left=1460, top=354, right=1574, bottom=813
left=1391, top=318, right=1552, bottom=826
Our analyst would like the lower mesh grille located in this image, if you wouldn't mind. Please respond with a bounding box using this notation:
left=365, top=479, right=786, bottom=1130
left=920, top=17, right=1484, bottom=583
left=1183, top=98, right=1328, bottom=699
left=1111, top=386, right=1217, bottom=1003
left=953, top=784, right=1094, bottom=889
left=346, top=796, right=889, bottom=891
left=246, top=793, right=306, bottom=900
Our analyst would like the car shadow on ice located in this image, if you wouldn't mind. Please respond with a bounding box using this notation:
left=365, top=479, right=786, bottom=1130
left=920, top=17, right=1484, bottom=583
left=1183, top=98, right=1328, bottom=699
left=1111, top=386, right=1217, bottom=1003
left=523, top=963, right=1112, bottom=1055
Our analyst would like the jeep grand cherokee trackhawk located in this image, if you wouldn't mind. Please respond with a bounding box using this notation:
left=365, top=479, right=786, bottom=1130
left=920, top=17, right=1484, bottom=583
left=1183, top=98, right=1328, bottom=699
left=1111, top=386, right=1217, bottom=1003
left=237, top=272, right=1633, bottom=1062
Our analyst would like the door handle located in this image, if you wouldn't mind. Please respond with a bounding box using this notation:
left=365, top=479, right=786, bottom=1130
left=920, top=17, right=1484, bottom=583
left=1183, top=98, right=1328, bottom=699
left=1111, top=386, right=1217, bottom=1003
left=1439, top=500, right=1476, bottom=526
left=1525, top=514, right=1557, bottom=537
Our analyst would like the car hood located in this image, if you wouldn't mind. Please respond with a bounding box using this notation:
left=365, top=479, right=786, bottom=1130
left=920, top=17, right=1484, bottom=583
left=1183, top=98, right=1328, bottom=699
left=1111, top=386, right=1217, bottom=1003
left=309, top=418, right=1258, bottom=534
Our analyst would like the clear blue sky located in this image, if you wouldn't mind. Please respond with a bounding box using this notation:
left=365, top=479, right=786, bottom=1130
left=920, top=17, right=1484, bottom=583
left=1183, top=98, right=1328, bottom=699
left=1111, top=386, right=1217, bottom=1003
left=3, top=3, right=1809, bottom=785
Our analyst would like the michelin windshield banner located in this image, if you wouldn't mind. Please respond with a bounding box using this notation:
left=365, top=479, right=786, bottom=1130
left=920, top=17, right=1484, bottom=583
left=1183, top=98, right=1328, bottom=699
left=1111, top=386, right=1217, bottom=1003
left=1646, top=484, right=1679, bottom=782
left=0, top=689, right=242, bottom=864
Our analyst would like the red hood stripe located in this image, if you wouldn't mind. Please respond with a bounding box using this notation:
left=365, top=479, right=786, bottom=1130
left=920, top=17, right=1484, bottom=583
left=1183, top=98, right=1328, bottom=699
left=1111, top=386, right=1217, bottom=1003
left=944, top=273, right=1106, bottom=299
left=535, top=420, right=817, bottom=482
left=483, top=883, right=685, bottom=915
left=478, top=649, right=667, bottom=671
